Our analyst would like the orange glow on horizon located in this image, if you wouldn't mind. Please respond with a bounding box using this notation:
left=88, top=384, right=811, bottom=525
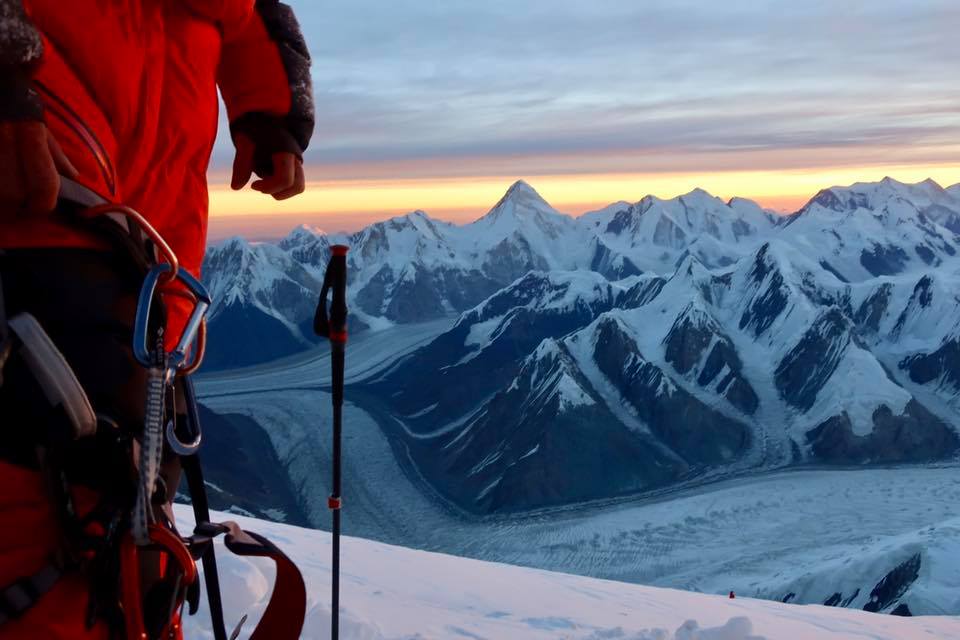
left=207, top=163, right=960, bottom=239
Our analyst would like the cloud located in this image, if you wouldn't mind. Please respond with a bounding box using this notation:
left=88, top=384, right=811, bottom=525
left=211, top=0, right=960, bottom=177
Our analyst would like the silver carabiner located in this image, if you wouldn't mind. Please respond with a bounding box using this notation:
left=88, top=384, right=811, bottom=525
left=165, top=418, right=202, bottom=456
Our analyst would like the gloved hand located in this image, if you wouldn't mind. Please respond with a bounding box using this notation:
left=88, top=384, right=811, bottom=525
left=229, top=112, right=306, bottom=201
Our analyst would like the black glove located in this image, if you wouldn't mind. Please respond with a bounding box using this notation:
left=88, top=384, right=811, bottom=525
left=230, top=111, right=303, bottom=178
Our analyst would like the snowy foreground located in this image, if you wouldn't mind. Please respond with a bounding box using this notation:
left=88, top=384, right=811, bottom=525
left=177, top=507, right=960, bottom=640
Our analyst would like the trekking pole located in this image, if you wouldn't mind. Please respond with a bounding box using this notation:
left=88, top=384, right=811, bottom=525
left=313, top=245, right=349, bottom=640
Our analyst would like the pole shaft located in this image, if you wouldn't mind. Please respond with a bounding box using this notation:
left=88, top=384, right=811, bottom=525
left=316, top=245, right=349, bottom=640
left=331, top=341, right=345, bottom=640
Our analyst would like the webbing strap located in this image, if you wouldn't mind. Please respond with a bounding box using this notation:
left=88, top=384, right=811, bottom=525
left=180, top=375, right=229, bottom=640
left=0, top=564, right=62, bottom=625
left=0, top=267, right=10, bottom=385
left=220, top=524, right=307, bottom=640
left=0, top=260, right=8, bottom=344
left=182, top=455, right=228, bottom=640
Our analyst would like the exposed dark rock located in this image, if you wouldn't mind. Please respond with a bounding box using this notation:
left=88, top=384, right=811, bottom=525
left=854, top=284, right=892, bottom=333
left=841, top=589, right=860, bottom=607
left=805, top=188, right=869, bottom=213
left=663, top=307, right=759, bottom=415
left=422, top=342, right=685, bottom=513
left=915, top=244, right=937, bottom=265
left=819, top=260, right=849, bottom=283
left=891, top=276, right=935, bottom=337
left=594, top=319, right=751, bottom=466
left=377, top=273, right=617, bottom=431
left=775, top=309, right=850, bottom=412
left=901, top=335, right=960, bottom=390
left=863, top=553, right=921, bottom=613
left=618, top=278, right=666, bottom=309
left=589, top=241, right=642, bottom=280
left=860, top=244, right=909, bottom=277
left=739, top=245, right=790, bottom=338
left=605, top=208, right=635, bottom=236
left=664, top=311, right=714, bottom=375
left=806, top=401, right=958, bottom=463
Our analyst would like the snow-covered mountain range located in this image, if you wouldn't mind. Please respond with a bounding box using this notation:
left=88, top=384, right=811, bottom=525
left=202, top=177, right=960, bottom=512
left=201, top=180, right=781, bottom=367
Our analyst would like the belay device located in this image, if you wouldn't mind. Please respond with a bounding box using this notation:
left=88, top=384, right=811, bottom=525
left=313, top=245, right=349, bottom=640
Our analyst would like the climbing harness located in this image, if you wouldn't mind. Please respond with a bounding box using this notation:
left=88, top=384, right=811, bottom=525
left=0, top=178, right=306, bottom=639
left=314, top=244, right=350, bottom=640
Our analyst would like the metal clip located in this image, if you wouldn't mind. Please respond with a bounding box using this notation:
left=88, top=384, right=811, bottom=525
left=133, top=264, right=211, bottom=378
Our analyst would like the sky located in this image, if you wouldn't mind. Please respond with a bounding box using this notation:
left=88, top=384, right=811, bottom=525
left=207, top=0, right=960, bottom=241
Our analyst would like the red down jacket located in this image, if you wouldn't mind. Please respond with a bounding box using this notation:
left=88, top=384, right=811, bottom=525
left=0, top=0, right=314, bottom=331
left=0, top=1, right=313, bottom=638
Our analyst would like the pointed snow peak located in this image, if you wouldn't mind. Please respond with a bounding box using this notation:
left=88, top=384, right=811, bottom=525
left=279, top=223, right=326, bottom=249
left=482, top=180, right=561, bottom=222
left=680, top=187, right=719, bottom=203
left=500, top=180, right=550, bottom=207
left=880, top=176, right=904, bottom=187
left=507, top=179, right=537, bottom=197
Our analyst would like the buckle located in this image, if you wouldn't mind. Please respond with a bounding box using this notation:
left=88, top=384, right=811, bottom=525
left=194, top=521, right=230, bottom=538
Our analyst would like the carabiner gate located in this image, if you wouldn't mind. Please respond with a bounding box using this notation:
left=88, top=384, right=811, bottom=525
left=133, top=264, right=212, bottom=375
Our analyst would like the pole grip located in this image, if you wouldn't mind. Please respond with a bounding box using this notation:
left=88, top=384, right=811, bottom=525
left=314, top=245, right=349, bottom=342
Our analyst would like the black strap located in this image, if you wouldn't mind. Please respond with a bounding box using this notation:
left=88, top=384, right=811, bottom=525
left=0, top=564, right=63, bottom=625
left=0, top=260, right=10, bottom=385
left=180, top=377, right=228, bottom=640
left=182, top=456, right=228, bottom=640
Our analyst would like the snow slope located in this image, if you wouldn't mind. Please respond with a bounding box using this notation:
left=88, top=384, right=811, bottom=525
left=177, top=505, right=960, bottom=640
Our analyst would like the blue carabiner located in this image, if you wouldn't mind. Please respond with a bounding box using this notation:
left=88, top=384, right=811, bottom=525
left=133, top=264, right=212, bottom=370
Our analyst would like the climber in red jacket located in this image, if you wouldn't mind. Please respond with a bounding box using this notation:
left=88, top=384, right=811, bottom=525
left=0, top=1, right=314, bottom=637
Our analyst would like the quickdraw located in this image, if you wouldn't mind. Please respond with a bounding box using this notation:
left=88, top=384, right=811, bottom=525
left=127, top=236, right=212, bottom=547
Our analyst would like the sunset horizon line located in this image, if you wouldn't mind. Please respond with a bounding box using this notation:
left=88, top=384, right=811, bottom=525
left=207, top=166, right=960, bottom=242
